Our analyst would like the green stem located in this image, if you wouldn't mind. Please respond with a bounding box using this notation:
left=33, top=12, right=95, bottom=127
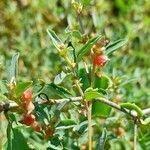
left=74, top=80, right=92, bottom=150
left=74, top=79, right=84, bottom=98
left=64, top=56, right=75, bottom=70
left=91, top=64, right=96, bottom=87
left=4, top=111, right=12, bottom=150
left=133, top=119, right=137, bottom=150
left=87, top=102, right=92, bottom=150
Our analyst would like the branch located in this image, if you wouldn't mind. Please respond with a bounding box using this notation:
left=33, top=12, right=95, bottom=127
left=96, top=98, right=138, bottom=118
left=0, top=97, right=82, bottom=113
left=0, top=96, right=150, bottom=118
left=133, top=119, right=138, bottom=150
left=0, top=100, right=18, bottom=112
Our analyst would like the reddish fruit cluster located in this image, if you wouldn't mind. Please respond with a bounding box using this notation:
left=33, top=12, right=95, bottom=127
left=22, top=89, right=32, bottom=101
left=20, top=114, right=41, bottom=132
left=93, top=54, right=108, bottom=67
left=21, top=114, right=35, bottom=125
left=22, top=89, right=34, bottom=114
left=20, top=89, right=41, bottom=132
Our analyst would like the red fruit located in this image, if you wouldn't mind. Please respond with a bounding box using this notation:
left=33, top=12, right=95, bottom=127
left=22, top=89, right=32, bottom=102
left=21, top=89, right=34, bottom=114
left=25, top=101, right=35, bottom=114
left=93, top=54, right=108, bottom=66
left=31, top=121, right=41, bottom=132
left=21, top=114, right=35, bottom=125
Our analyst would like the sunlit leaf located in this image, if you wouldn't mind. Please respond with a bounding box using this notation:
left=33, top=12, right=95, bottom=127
left=44, top=83, right=72, bottom=98
left=15, top=81, right=33, bottom=97
left=77, top=35, right=102, bottom=62
left=8, top=53, right=19, bottom=82
left=94, top=74, right=112, bottom=90
left=92, top=101, right=111, bottom=118
left=47, top=29, right=62, bottom=50
left=56, top=119, right=77, bottom=129
left=84, top=88, right=103, bottom=101
left=106, top=39, right=127, bottom=55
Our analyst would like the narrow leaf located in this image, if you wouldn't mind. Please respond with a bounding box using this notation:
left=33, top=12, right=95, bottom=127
left=47, top=29, right=62, bottom=50
left=96, top=128, right=107, bottom=150
left=8, top=53, right=19, bottom=82
left=46, top=83, right=72, bottom=98
left=77, top=35, right=102, bottom=62
left=78, top=67, right=91, bottom=91
left=59, top=119, right=77, bottom=126
left=56, top=119, right=77, bottom=130
left=106, top=39, right=127, bottom=55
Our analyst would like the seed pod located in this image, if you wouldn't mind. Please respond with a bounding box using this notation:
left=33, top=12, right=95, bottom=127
left=31, top=121, right=41, bottom=132
left=93, top=54, right=108, bottom=67
left=22, top=89, right=32, bottom=102
left=20, top=114, right=35, bottom=125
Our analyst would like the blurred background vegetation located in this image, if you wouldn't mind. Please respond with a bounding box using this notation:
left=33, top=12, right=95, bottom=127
left=0, top=0, right=150, bottom=149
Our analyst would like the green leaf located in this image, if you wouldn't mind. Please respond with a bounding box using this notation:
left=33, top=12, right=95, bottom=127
left=50, top=83, right=72, bottom=97
left=59, top=119, right=77, bottom=126
left=6, top=123, right=13, bottom=150
left=56, top=119, right=77, bottom=129
left=120, top=103, right=143, bottom=117
left=49, top=142, right=62, bottom=150
left=92, top=101, right=111, bottom=118
left=15, top=81, right=33, bottom=97
left=84, top=88, right=103, bottom=101
left=78, top=67, right=90, bottom=91
left=96, top=128, right=107, bottom=150
left=94, top=74, right=112, bottom=90
left=81, top=0, right=91, bottom=5
left=44, top=83, right=72, bottom=98
left=47, top=29, right=62, bottom=50
left=34, top=105, right=50, bottom=123
left=54, top=71, right=67, bottom=85
left=77, top=35, right=102, bottom=62
left=74, top=121, right=88, bottom=134
left=8, top=53, right=19, bottom=82
left=72, top=30, right=82, bottom=39
left=106, top=39, right=127, bottom=55
left=0, top=80, right=8, bottom=95
left=11, top=127, right=30, bottom=150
